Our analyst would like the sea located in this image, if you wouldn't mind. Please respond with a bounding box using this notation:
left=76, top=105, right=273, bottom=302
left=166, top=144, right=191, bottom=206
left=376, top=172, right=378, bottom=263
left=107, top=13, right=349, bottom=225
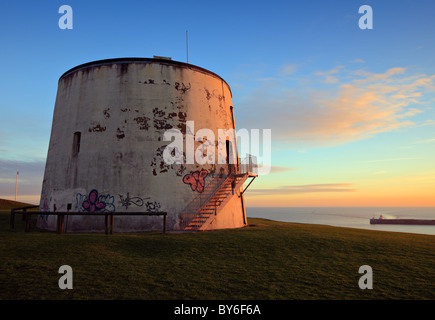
left=246, top=207, right=435, bottom=236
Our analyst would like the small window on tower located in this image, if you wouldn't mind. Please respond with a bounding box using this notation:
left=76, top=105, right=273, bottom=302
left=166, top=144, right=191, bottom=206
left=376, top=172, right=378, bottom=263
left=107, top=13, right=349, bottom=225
left=73, top=132, right=81, bottom=157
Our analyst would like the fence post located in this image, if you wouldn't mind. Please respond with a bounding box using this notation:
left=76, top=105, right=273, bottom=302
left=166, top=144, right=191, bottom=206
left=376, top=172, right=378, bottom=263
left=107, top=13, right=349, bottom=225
left=163, top=214, right=167, bottom=234
left=110, top=214, right=114, bottom=234
left=55, top=206, right=61, bottom=234
left=105, top=214, right=109, bottom=235
left=60, top=214, right=65, bottom=234
left=56, top=214, right=61, bottom=234
left=65, top=204, right=71, bottom=233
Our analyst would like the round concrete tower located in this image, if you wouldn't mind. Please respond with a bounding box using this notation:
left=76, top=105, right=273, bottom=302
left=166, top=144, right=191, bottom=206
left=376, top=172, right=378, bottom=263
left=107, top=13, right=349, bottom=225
left=37, top=57, right=254, bottom=232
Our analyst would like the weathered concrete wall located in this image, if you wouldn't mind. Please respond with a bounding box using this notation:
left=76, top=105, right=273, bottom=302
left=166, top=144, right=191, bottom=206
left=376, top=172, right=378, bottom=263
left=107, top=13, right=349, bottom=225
left=37, top=58, right=247, bottom=232
left=202, top=187, right=247, bottom=231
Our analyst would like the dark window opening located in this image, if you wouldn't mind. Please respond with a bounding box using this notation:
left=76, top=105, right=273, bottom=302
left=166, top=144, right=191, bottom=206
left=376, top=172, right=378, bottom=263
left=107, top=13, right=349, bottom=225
left=73, top=132, right=81, bottom=157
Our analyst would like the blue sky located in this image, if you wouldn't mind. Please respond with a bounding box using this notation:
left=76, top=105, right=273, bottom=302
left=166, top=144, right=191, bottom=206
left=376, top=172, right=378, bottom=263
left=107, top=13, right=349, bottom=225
left=1, top=0, right=434, bottom=205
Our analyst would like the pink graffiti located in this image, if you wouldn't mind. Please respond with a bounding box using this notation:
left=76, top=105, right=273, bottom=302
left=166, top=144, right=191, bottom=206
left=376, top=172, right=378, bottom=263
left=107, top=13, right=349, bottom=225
left=183, top=169, right=208, bottom=193
left=82, top=189, right=106, bottom=212
left=42, top=199, right=49, bottom=212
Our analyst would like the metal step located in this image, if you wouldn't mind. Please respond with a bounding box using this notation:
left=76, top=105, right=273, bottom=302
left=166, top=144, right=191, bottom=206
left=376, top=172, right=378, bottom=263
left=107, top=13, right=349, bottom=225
left=183, top=173, right=251, bottom=231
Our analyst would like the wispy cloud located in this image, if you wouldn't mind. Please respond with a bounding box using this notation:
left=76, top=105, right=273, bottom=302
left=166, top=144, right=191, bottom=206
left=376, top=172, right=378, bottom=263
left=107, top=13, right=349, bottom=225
left=315, top=65, right=344, bottom=84
left=372, top=171, right=386, bottom=175
left=280, top=64, right=297, bottom=76
left=269, top=166, right=297, bottom=174
left=255, top=77, right=278, bottom=82
left=414, top=138, right=435, bottom=144
left=413, top=119, right=435, bottom=128
left=237, top=66, right=435, bottom=147
left=359, top=157, right=419, bottom=163
left=250, top=183, right=356, bottom=195
left=352, top=58, right=365, bottom=64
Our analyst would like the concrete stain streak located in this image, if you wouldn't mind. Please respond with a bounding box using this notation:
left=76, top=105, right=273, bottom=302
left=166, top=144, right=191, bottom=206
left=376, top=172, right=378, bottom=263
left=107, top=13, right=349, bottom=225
left=88, top=124, right=106, bottom=132
left=116, top=128, right=125, bottom=139
left=175, top=82, right=191, bottom=94
left=103, top=108, right=111, bottom=118
left=133, top=116, right=150, bottom=130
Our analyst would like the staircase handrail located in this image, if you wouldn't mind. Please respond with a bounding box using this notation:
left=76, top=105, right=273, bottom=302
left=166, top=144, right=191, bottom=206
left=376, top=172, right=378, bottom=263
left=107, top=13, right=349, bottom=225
left=179, top=172, right=232, bottom=229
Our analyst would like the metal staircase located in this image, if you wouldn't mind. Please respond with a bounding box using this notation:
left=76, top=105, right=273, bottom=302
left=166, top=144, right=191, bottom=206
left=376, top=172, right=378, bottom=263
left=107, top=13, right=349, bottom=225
left=179, top=155, right=258, bottom=231
left=183, top=172, right=256, bottom=231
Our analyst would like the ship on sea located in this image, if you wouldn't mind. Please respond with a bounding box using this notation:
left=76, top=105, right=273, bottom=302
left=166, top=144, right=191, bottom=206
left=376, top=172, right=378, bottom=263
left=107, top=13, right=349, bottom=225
left=370, top=214, right=435, bottom=225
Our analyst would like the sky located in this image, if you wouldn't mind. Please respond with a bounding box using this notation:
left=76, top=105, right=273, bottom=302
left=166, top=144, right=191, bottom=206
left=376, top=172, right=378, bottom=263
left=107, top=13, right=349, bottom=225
left=0, top=0, right=434, bottom=207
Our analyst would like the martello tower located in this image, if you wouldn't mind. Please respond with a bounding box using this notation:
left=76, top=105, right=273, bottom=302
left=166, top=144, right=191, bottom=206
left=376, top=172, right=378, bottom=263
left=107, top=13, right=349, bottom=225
left=37, top=57, right=256, bottom=232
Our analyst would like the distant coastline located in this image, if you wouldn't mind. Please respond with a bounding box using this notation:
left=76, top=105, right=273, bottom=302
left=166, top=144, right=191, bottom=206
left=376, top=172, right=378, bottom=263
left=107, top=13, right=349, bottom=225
left=246, top=207, right=435, bottom=236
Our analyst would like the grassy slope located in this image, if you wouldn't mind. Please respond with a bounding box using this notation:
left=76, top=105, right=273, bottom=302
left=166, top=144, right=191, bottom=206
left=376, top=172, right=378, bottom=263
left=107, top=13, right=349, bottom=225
left=0, top=199, right=37, bottom=210
left=1, top=211, right=434, bottom=300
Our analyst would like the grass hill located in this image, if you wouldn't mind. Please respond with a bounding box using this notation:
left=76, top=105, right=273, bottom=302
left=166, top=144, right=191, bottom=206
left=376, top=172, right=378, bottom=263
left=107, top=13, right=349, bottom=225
left=0, top=198, right=37, bottom=211
left=1, top=213, right=434, bottom=300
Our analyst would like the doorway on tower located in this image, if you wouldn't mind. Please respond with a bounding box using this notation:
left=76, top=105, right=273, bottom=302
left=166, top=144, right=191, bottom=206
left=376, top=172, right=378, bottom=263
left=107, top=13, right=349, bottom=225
left=226, top=139, right=236, bottom=174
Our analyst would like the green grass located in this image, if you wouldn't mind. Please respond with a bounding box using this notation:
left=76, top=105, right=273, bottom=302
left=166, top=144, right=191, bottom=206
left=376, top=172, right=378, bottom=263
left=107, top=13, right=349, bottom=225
left=1, top=209, right=434, bottom=300
left=0, top=199, right=37, bottom=211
